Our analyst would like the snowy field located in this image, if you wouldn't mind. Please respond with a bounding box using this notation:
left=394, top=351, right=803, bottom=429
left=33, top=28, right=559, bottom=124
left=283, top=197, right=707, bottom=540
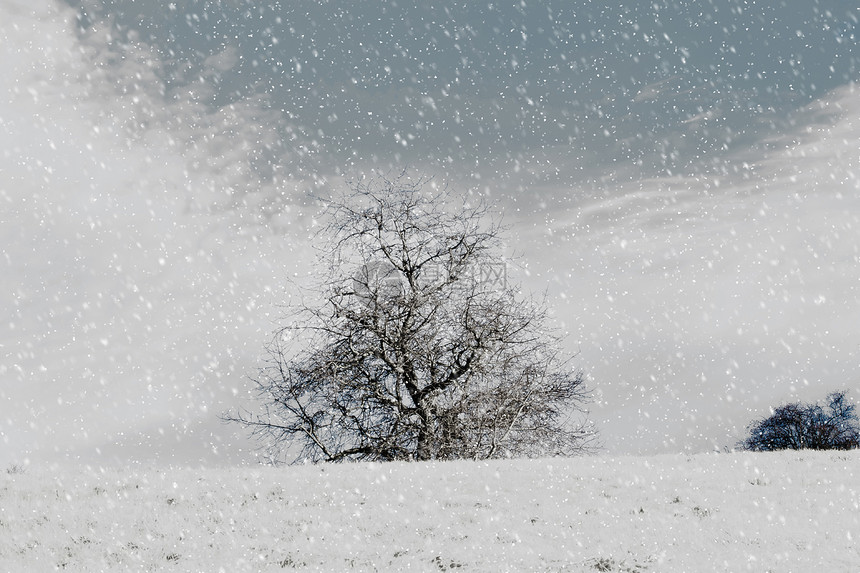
left=2, top=451, right=858, bottom=572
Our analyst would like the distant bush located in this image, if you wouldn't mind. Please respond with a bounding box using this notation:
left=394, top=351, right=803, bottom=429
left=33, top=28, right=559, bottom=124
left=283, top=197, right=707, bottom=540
left=739, top=390, right=860, bottom=451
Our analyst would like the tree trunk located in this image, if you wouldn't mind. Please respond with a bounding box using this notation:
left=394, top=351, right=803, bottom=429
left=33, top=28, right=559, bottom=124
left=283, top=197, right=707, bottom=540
left=415, top=407, right=433, bottom=460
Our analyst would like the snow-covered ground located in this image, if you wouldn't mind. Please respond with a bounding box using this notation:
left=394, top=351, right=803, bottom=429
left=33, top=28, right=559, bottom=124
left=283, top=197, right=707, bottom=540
left=2, top=451, right=858, bottom=572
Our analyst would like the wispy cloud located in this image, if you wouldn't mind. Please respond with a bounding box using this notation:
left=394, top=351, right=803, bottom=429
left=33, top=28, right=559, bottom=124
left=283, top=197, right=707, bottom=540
left=520, top=83, right=860, bottom=453
left=1, top=1, right=315, bottom=466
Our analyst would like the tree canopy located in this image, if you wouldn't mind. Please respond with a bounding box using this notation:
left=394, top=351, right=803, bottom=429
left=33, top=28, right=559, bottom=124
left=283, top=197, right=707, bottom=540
left=226, top=173, right=595, bottom=463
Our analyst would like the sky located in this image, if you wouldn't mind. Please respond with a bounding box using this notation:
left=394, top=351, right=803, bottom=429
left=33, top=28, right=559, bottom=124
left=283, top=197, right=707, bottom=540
left=2, top=0, right=859, bottom=466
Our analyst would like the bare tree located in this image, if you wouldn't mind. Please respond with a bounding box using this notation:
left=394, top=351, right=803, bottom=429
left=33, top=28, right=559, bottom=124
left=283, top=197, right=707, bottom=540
left=739, top=390, right=860, bottom=452
left=226, top=173, right=595, bottom=463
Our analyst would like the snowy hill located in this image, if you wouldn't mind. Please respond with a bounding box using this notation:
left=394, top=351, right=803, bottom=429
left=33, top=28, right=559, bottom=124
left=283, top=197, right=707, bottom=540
left=2, top=451, right=858, bottom=572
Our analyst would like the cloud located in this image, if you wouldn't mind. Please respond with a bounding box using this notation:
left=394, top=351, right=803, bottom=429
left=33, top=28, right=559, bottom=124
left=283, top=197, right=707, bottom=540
left=203, top=46, right=239, bottom=74
left=515, top=83, right=860, bottom=453
left=0, top=0, right=315, bottom=466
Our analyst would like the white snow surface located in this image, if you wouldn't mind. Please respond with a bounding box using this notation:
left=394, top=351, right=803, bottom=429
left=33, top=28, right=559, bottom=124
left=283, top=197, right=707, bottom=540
left=2, top=451, right=858, bottom=572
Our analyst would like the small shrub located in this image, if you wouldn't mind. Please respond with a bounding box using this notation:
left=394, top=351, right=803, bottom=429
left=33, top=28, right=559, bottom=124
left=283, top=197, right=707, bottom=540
left=5, top=464, right=26, bottom=475
left=739, top=390, right=860, bottom=451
